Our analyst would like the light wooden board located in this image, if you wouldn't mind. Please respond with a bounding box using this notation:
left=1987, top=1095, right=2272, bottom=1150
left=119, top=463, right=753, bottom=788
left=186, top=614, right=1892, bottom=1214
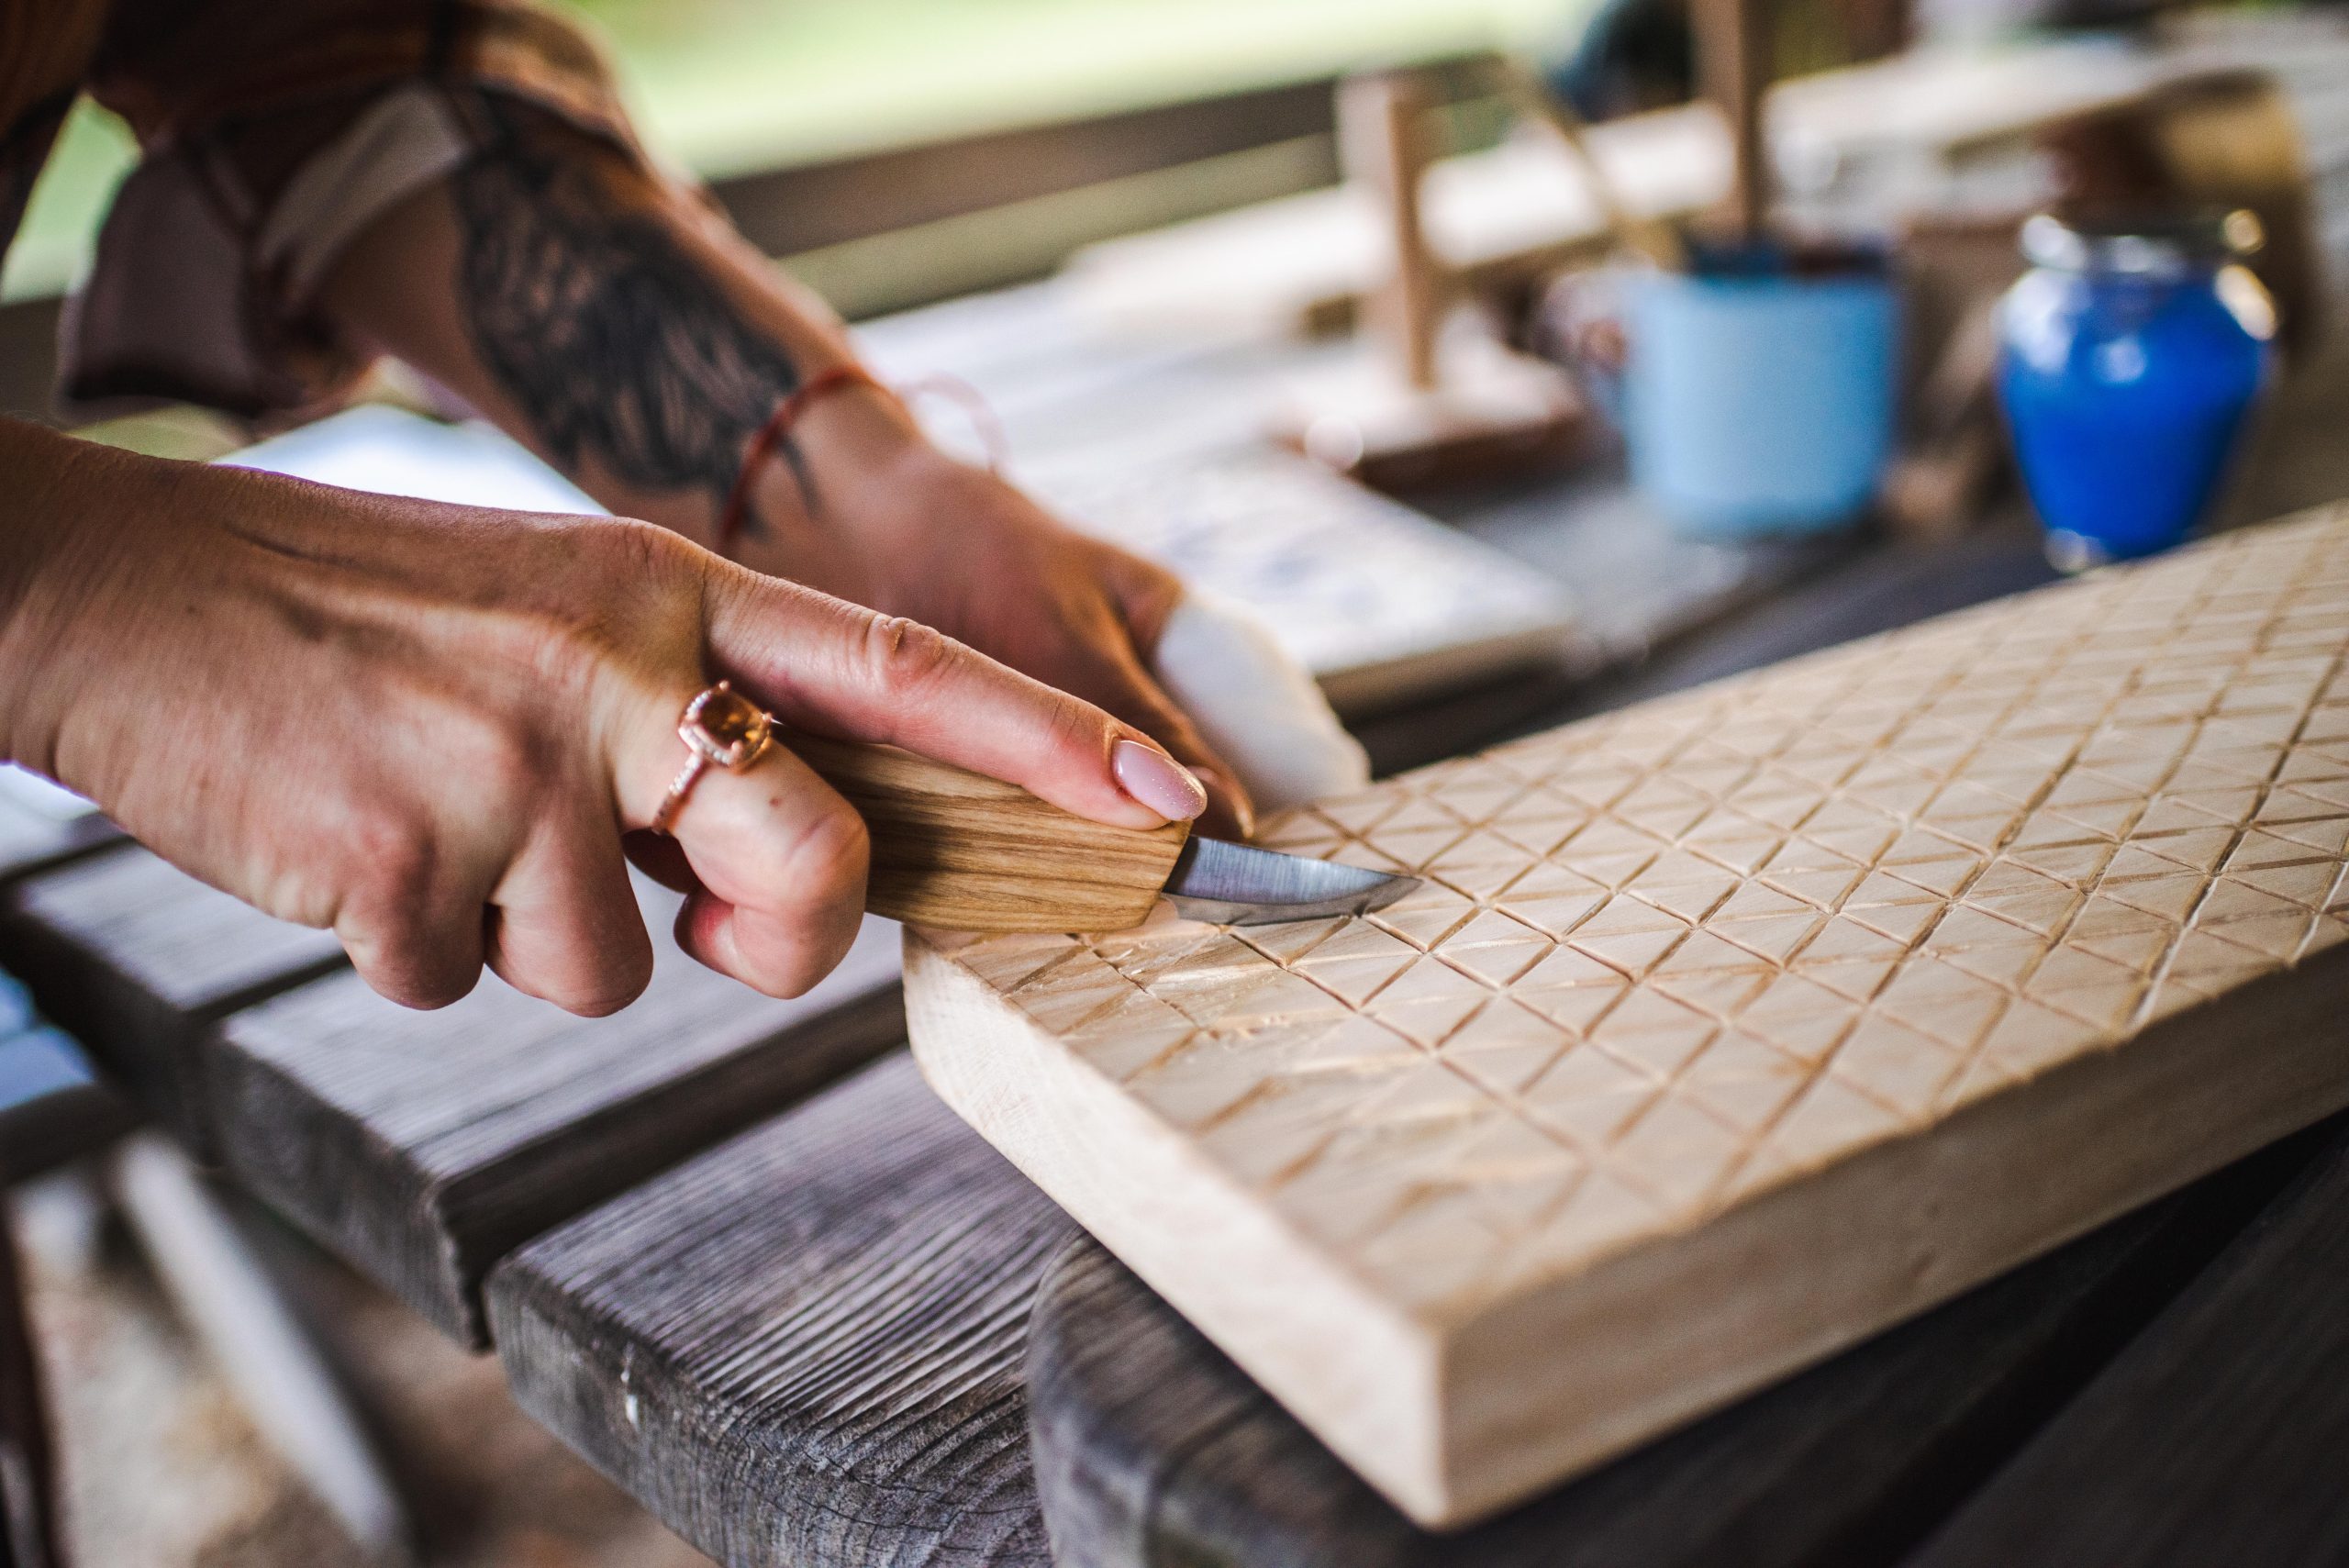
left=207, top=879, right=905, bottom=1344
left=908, top=508, right=2349, bottom=1526
left=485, top=1050, right=1070, bottom=1568
left=1026, top=1118, right=2321, bottom=1568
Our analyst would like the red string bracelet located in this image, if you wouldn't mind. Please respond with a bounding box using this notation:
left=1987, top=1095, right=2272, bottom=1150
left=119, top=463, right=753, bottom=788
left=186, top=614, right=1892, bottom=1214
left=717, top=363, right=883, bottom=559
left=718, top=366, right=1015, bottom=561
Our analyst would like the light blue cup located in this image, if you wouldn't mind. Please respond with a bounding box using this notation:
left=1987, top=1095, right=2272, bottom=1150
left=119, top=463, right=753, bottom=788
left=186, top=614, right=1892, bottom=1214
left=1624, top=263, right=1898, bottom=537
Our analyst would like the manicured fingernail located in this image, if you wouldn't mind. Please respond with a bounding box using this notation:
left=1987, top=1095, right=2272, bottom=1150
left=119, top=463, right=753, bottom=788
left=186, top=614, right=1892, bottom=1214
left=1112, top=740, right=1208, bottom=822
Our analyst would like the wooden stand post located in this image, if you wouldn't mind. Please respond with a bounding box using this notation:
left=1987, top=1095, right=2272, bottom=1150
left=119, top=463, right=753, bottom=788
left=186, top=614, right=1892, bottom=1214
left=1275, top=69, right=1588, bottom=491
left=1698, top=0, right=1772, bottom=245
left=1340, top=72, right=1444, bottom=393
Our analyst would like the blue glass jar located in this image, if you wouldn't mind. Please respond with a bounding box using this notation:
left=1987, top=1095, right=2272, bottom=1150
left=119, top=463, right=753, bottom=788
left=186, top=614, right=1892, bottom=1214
left=1996, top=211, right=2275, bottom=570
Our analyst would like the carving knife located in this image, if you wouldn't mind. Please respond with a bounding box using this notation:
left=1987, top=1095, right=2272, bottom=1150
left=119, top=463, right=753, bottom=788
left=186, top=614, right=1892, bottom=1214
left=788, top=735, right=1418, bottom=933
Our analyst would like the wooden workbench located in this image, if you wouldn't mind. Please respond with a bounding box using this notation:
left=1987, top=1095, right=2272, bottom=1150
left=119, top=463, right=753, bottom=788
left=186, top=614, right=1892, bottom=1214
left=7, top=267, right=2349, bottom=1568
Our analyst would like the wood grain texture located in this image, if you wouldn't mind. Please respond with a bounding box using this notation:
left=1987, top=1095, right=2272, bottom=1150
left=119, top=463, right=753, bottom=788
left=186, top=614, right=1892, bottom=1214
left=910, top=510, right=2349, bottom=1524
left=1027, top=1123, right=2322, bottom=1568
left=0, top=846, right=347, bottom=1151
left=208, top=882, right=905, bottom=1345
left=0, top=775, right=117, bottom=886
left=795, top=737, right=1190, bottom=933
left=486, top=1051, right=1072, bottom=1568
left=1907, top=1118, right=2349, bottom=1568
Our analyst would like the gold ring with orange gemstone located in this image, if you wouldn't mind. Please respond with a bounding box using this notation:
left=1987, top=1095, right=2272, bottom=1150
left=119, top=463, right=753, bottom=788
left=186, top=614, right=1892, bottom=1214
left=651, top=680, right=776, bottom=836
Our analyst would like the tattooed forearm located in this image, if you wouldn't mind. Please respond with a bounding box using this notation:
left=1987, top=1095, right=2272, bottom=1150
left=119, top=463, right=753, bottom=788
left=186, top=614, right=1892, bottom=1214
left=449, top=106, right=804, bottom=535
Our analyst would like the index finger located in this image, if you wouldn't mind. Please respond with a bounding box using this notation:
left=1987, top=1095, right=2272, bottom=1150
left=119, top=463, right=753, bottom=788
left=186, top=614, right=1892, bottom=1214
left=701, top=569, right=1208, bottom=832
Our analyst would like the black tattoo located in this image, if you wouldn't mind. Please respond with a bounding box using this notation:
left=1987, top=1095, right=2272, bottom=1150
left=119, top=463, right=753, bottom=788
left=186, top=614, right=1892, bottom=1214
left=449, top=105, right=804, bottom=534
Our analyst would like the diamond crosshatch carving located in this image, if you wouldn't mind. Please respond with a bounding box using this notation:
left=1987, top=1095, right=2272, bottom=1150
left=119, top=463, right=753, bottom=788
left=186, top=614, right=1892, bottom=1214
left=906, top=511, right=2349, bottom=1528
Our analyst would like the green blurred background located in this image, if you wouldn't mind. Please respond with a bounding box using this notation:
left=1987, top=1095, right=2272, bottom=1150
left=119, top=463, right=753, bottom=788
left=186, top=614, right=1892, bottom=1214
left=0, top=0, right=1584, bottom=304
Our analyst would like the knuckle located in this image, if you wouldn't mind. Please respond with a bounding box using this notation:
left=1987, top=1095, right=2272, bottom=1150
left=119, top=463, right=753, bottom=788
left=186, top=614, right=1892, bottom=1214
left=344, top=918, right=476, bottom=1011
left=399, top=967, right=478, bottom=1012
left=566, top=935, right=657, bottom=1018
left=763, top=921, right=855, bottom=1000
left=596, top=513, right=698, bottom=584
left=346, top=810, right=441, bottom=914
left=1044, top=694, right=1113, bottom=765
left=857, top=613, right=962, bottom=705
left=554, top=969, right=650, bottom=1019
left=505, top=932, right=654, bottom=1019
left=473, top=724, right=551, bottom=810
left=510, top=518, right=704, bottom=690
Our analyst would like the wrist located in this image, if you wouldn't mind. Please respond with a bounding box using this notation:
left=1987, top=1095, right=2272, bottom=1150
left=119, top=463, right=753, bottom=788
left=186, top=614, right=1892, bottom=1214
left=0, top=421, right=144, bottom=776
left=732, top=366, right=966, bottom=578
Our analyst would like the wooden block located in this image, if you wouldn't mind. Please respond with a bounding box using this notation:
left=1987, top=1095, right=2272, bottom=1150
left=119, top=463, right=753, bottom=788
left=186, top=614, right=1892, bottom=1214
left=208, top=884, right=905, bottom=1345
left=908, top=507, right=2349, bottom=1526
left=792, top=736, right=1188, bottom=933
left=1027, top=1122, right=2318, bottom=1568
left=0, top=846, right=347, bottom=1151
left=1909, top=1118, right=2349, bottom=1567
left=486, top=1051, right=1068, bottom=1567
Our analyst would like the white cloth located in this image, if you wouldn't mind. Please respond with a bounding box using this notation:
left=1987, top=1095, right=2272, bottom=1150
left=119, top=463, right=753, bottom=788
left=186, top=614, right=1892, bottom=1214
left=1150, top=593, right=1371, bottom=816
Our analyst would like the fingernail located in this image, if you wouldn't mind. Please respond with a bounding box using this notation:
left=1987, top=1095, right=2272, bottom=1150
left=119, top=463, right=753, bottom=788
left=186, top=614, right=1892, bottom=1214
left=1112, top=740, right=1208, bottom=822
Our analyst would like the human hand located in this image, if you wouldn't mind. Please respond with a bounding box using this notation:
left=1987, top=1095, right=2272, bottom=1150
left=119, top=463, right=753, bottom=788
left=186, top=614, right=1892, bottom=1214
left=0, top=422, right=1209, bottom=1015
left=736, top=424, right=1256, bottom=840
left=307, top=139, right=1252, bottom=837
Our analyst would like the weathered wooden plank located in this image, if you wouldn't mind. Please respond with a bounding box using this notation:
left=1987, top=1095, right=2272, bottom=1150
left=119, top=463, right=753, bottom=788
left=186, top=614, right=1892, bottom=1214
left=206, top=885, right=905, bottom=1346
left=0, top=976, right=134, bottom=1184
left=1906, top=1118, right=2349, bottom=1568
left=0, top=846, right=347, bottom=1151
left=487, top=1050, right=1070, bottom=1568
left=211, top=882, right=907, bottom=1351
left=1026, top=1121, right=2326, bottom=1568
left=0, top=770, right=117, bottom=885
left=910, top=510, right=2349, bottom=1525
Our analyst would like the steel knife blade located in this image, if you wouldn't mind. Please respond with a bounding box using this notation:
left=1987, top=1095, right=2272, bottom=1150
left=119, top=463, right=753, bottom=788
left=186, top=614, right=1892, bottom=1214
left=1159, top=836, right=1419, bottom=925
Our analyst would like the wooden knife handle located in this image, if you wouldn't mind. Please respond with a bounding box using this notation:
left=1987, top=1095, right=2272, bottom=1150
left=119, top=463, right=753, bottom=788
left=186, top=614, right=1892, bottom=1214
left=786, top=735, right=1192, bottom=933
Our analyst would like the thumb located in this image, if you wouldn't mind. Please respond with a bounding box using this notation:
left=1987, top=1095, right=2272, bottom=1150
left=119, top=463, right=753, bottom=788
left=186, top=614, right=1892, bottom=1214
left=701, top=567, right=1208, bottom=831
